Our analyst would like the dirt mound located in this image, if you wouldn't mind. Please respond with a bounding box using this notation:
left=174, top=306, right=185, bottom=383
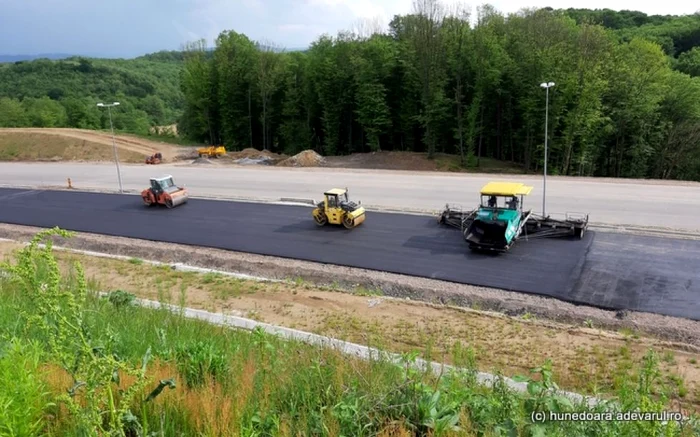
left=228, top=147, right=286, bottom=160
left=277, top=150, right=325, bottom=167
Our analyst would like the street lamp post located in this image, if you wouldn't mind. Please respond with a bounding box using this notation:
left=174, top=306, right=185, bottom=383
left=539, top=82, right=555, bottom=217
left=97, top=102, right=123, bottom=193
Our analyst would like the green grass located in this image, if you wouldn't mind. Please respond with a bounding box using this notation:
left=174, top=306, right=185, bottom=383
left=0, top=227, right=699, bottom=436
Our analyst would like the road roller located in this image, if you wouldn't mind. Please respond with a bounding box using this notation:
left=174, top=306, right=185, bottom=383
left=312, top=187, right=366, bottom=229
left=141, top=175, right=189, bottom=208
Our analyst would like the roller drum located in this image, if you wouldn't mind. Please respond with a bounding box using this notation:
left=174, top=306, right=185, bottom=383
left=168, top=191, right=189, bottom=208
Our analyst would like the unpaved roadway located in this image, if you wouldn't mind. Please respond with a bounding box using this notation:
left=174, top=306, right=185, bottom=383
left=0, top=128, right=182, bottom=160
left=1, top=162, right=699, bottom=231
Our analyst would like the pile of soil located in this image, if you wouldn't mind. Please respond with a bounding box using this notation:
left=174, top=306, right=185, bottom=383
left=224, top=147, right=288, bottom=165
left=233, top=148, right=273, bottom=159
left=277, top=150, right=326, bottom=167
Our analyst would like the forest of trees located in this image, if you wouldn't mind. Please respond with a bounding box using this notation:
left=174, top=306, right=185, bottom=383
left=0, top=52, right=184, bottom=135
left=178, top=4, right=700, bottom=180
left=1, top=5, right=700, bottom=180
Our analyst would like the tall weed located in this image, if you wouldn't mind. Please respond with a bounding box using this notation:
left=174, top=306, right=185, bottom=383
left=0, top=228, right=171, bottom=436
left=0, top=339, right=54, bottom=437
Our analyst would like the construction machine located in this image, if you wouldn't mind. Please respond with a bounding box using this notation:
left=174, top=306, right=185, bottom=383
left=197, top=146, right=226, bottom=158
left=438, top=181, right=588, bottom=253
left=312, top=188, right=366, bottom=229
left=141, top=175, right=189, bottom=209
left=145, top=152, right=162, bottom=165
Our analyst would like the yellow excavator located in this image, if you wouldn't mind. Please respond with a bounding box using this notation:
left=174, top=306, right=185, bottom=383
left=312, top=188, right=366, bottom=229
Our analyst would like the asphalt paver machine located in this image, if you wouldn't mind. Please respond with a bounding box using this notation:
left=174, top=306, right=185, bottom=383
left=438, top=181, right=589, bottom=253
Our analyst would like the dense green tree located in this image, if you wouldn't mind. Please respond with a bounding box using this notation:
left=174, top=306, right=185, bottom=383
left=174, top=4, right=700, bottom=180
left=22, top=96, right=69, bottom=127
left=278, top=52, right=317, bottom=155
left=0, top=97, right=29, bottom=127
left=677, top=46, right=700, bottom=76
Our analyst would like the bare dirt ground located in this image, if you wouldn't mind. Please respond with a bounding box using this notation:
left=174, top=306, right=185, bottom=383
left=0, top=128, right=530, bottom=174
left=3, top=128, right=700, bottom=187
left=0, top=131, right=147, bottom=163
left=1, top=234, right=698, bottom=413
left=0, top=128, right=183, bottom=162
left=322, top=151, right=526, bottom=174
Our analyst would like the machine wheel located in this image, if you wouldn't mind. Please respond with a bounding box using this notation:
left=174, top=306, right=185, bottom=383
left=342, top=215, right=354, bottom=229
left=576, top=227, right=585, bottom=239
left=165, top=198, right=174, bottom=209
left=313, top=211, right=328, bottom=226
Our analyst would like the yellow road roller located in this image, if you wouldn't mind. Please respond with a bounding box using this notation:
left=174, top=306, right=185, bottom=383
left=312, top=188, right=366, bottom=229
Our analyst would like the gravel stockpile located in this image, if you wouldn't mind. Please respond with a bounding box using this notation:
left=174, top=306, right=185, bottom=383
left=277, top=150, right=325, bottom=167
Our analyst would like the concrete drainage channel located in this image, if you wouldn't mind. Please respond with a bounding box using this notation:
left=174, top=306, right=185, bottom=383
left=120, top=295, right=609, bottom=410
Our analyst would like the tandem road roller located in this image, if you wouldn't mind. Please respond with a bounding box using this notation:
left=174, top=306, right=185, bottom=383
left=312, top=188, right=366, bottom=229
left=141, top=175, right=189, bottom=209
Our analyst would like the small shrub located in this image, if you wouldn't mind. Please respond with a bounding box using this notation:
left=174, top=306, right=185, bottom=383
left=174, top=340, right=228, bottom=388
left=107, top=289, right=136, bottom=308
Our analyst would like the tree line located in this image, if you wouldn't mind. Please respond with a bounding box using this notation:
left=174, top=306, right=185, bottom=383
left=179, top=4, right=700, bottom=180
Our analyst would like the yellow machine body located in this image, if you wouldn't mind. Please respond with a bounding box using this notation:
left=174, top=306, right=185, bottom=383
left=197, top=146, right=226, bottom=158
left=312, top=188, right=366, bottom=229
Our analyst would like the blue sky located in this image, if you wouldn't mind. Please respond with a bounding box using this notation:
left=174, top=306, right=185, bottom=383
left=0, top=0, right=696, bottom=58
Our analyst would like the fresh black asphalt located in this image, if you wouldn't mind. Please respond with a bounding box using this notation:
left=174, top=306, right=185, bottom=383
left=0, top=188, right=698, bottom=321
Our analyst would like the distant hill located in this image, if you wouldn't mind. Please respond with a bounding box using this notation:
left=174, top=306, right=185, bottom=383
left=0, top=53, right=81, bottom=63
left=0, top=43, right=308, bottom=64
left=0, top=54, right=185, bottom=133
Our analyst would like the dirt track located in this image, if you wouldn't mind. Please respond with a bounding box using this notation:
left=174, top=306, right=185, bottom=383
left=0, top=128, right=182, bottom=161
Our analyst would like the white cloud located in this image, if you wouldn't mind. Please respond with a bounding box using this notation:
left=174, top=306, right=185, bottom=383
left=306, top=0, right=387, bottom=19
left=2, top=0, right=696, bottom=57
